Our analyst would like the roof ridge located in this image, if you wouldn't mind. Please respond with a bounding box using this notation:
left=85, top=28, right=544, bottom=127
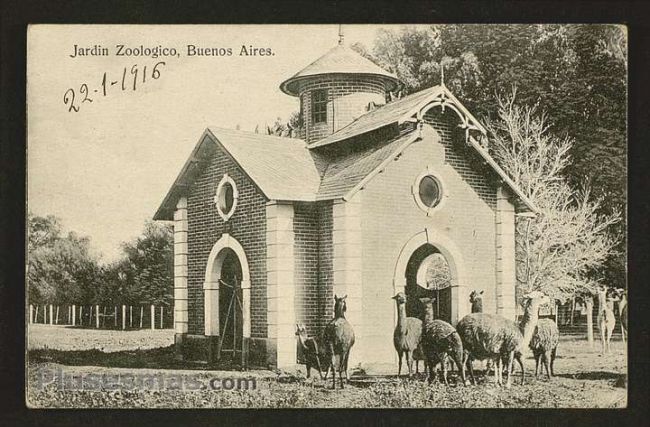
left=207, top=126, right=306, bottom=144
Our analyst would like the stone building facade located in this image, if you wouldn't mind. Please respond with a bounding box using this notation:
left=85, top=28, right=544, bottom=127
left=154, top=42, right=536, bottom=369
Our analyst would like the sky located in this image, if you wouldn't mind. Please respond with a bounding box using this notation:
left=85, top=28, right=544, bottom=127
left=27, top=24, right=418, bottom=263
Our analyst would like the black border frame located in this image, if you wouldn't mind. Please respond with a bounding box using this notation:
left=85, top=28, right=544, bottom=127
left=2, top=1, right=649, bottom=425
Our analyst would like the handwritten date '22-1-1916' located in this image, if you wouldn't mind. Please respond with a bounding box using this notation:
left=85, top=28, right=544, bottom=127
left=63, top=61, right=166, bottom=112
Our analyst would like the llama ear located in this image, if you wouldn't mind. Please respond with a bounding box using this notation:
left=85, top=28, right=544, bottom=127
left=480, top=290, right=484, bottom=295
left=342, top=294, right=347, bottom=300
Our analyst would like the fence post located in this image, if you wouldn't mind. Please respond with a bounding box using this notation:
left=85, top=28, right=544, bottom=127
left=29, top=304, right=34, bottom=324
left=55, top=306, right=60, bottom=324
left=150, top=304, right=155, bottom=330
left=122, top=305, right=126, bottom=330
left=49, top=305, right=53, bottom=325
left=95, top=305, right=100, bottom=328
left=114, top=306, right=118, bottom=327
left=129, top=306, right=133, bottom=328
left=160, top=306, right=163, bottom=329
left=72, top=304, right=76, bottom=326
left=140, top=306, right=144, bottom=328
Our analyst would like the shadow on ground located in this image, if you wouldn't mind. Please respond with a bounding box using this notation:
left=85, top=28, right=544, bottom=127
left=555, top=371, right=622, bottom=381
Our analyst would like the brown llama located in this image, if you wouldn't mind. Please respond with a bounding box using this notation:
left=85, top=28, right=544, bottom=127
left=323, top=294, right=355, bottom=389
left=295, top=324, right=327, bottom=380
left=392, top=292, right=423, bottom=378
left=419, top=297, right=466, bottom=386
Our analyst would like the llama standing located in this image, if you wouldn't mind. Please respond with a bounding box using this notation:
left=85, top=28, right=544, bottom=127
left=596, top=285, right=616, bottom=355
left=457, top=291, right=549, bottom=388
left=615, top=288, right=627, bottom=345
left=323, top=295, right=355, bottom=389
left=392, top=292, right=423, bottom=378
left=528, top=302, right=560, bottom=380
left=419, top=297, right=466, bottom=385
left=295, top=324, right=326, bottom=380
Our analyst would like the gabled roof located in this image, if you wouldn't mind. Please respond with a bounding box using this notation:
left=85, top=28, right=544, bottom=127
left=309, top=85, right=487, bottom=148
left=153, top=128, right=321, bottom=220
left=154, top=85, right=538, bottom=220
left=280, top=44, right=401, bottom=96
left=317, top=131, right=419, bottom=200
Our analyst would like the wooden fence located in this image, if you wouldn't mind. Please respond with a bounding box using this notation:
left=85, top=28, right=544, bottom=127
left=28, top=303, right=172, bottom=330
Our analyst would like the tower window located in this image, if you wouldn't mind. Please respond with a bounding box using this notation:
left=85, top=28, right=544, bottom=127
left=312, top=89, right=327, bottom=123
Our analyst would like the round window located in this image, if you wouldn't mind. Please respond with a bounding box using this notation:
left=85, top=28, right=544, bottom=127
left=418, top=175, right=442, bottom=209
left=413, top=169, right=445, bottom=215
left=215, top=174, right=238, bottom=221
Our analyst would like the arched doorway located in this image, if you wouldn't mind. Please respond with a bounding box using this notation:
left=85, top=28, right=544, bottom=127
left=204, top=234, right=251, bottom=367
left=217, top=248, right=244, bottom=362
left=393, top=229, right=468, bottom=325
left=404, top=245, right=452, bottom=323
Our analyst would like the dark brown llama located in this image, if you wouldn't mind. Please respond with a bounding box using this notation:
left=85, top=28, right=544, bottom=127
left=323, top=294, right=355, bottom=389
left=295, top=324, right=326, bottom=380
left=419, top=297, right=466, bottom=385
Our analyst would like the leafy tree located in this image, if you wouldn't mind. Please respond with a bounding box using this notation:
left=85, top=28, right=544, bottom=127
left=119, top=220, right=173, bottom=307
left=27, top=213, right=99, bottom=305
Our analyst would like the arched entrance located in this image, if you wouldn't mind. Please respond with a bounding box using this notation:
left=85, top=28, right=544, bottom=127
left=404, top=245, right=452, bottom=323
left=393, top=228, right=468, bottom=325
left=204, top=234, right=251, bottom=366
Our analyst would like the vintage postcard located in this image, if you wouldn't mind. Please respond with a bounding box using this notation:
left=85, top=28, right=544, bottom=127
left=26, top=24, right=627, bottom=408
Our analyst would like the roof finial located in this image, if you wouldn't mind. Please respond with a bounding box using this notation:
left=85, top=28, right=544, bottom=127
left=440, top=60, right=445, bottom=87
left=338, top=24, right=344, bottom=45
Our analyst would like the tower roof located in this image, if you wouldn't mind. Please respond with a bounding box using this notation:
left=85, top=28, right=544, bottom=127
left=279, top=44, right=401, bottom=96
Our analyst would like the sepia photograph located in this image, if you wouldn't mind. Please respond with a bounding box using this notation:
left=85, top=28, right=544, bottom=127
left=26, top=24, right=627, bottom=408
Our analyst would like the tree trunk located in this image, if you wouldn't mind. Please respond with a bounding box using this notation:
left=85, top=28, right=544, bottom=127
left=49, top=305, right=53, bottom=325
left=160, top=306, right=163, bottom=329
left=29, top=304, right=34, bottom=324
left=129, top=306, right=133, bottom=328
left=96, top=305, right=100, bottom=328
left=585, top=297, right=594, bottom=347
left=55, top=306, right=59, bottom=324
left=140, top=306, right=144, bottom=328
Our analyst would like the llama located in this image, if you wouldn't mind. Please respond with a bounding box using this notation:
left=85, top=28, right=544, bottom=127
left=469, top=290, right=484, bottom=313
left=596, top=285, right=616, bottom=354
left=323, top=294, right=355, bottom=389
left=392, top=292, right=423, bottom=378
left=614, top=288, right=627, bottom=345
left=457, top=291, right=549, bottom=388
left=419, top=297, right=466, bottom=385
left=295, top=324, right=327, bottom=380
left=529, top=315, right=559, bottom=379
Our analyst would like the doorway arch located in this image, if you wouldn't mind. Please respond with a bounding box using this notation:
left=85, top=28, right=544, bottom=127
left=203, top=234, right=251, bottom=363
left=393, top=228, right=469, bottom=324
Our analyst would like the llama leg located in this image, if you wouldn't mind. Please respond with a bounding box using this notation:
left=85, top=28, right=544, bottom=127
left=516, top=353, right=525, bottom=385
left=466, top=355, right=476, bottom=385
left=441, top=354, right=449, bottom=385
left=600, top=322, right=606, bottom=355
left=397, top=351, right=403, bottom=377
left=607, top=324, right=614, bottom=353
left=315, top=356, right=324, bottom=380
left=496, top=357, right=503, bottom=386
left=330, top=351, right=337, bottom=390
left=506, top=352, right=515, bottom=388
left=621, top=323, right=626, bottom=345
left=306, top=362, right=311, bottom=379
left=343, top=351, right=350, bottom=381
left=543, top=352, right=551, bottom=379
left=550, top=347, right=557, bottom=377
left=406, top=351, right=413, bottom=378
left=534, top=353, right=540, bottom=378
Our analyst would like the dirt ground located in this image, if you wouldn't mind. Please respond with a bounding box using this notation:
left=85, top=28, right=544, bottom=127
left=26, top=324, right=627, bottom=408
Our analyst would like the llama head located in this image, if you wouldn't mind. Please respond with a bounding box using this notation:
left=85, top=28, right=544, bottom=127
left=522, top=290, right=550, bottom=310
left=469, top=290, right=484, bottom=303
left=391, top=292, right=407, bottom=305
left=334, top=294, right=348, bottom=316
left=418, top=296, right=435, bottom=306
left=295, top=323, right=307, bottom=337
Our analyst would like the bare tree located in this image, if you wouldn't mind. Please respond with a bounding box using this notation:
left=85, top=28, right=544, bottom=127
left=486, top=90, right=621, bottom=303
